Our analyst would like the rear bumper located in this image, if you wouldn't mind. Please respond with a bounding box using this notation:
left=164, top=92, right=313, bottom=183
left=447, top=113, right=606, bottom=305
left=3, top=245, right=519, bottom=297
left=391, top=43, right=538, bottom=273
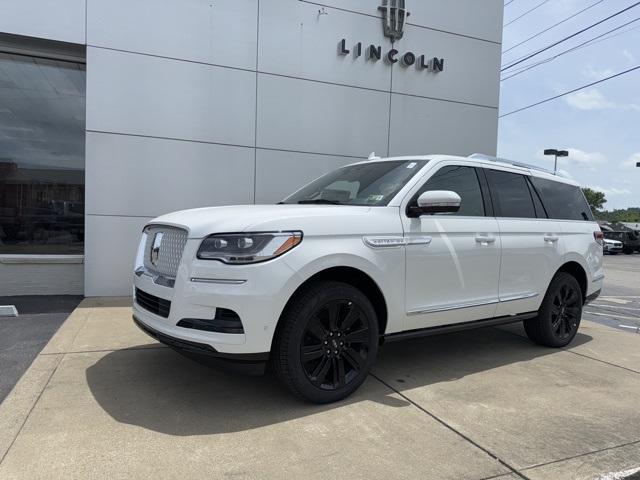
left=133, top=315, right=269, bottom=375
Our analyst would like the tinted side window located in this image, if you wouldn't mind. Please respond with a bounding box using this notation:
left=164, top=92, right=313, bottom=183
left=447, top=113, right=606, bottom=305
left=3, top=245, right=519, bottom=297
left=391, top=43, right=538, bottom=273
left=417, top=166, right=485, bottom=216
left=485, top=169, right=536, bottom=218
left=527, top=178, right=547, bottom=218
left=530, top=177, right=594, bottom=221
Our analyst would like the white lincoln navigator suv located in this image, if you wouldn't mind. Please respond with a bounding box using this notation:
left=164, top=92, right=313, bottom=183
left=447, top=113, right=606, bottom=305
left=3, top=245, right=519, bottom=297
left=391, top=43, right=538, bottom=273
left=133, top=154, right=604, bottom=403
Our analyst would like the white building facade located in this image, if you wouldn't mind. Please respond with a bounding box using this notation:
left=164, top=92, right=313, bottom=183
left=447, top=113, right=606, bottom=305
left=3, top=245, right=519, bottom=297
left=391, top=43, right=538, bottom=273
left=0, top=0, right=503, bottom=297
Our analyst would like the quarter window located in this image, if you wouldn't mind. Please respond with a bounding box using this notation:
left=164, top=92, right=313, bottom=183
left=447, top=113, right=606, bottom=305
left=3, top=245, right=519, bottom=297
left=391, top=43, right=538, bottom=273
left=530, top=177, right=594, bottom=221
left=485, top=169, right=536, bottom=219
left=416, top=165, right=485, bottom=216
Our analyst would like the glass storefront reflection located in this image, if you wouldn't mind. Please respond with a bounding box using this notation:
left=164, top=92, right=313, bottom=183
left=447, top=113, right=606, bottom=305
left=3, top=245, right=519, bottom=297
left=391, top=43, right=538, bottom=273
left=0, top=52, right=85, bottom=254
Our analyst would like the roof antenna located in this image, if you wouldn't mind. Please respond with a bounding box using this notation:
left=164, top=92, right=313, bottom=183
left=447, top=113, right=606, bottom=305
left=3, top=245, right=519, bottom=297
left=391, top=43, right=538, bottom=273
left=368, top=152, right=379, bottom=160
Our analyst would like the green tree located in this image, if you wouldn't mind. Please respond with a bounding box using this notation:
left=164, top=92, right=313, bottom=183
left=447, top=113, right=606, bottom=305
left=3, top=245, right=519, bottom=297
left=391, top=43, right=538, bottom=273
left=582, top=187, right=606, bottom=211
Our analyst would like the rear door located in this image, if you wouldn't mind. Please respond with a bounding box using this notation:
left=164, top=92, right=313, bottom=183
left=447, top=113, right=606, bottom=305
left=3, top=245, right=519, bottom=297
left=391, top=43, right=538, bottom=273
left=483, top=168, right=564, bottom=316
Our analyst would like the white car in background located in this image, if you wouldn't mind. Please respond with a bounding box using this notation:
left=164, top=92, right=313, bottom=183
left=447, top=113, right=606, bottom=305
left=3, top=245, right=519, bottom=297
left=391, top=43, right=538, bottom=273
left=133, top=154, right=604, bottom=403
left=603, top=238, right=623, bottom=254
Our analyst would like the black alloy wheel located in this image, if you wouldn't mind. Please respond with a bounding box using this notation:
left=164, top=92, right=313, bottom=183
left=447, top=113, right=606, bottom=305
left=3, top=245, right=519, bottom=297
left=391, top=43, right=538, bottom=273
left=300, top=300, right=370, bottom=390
left=524, top=272, right=583, bottom=347
left=272, top=281, right=379, bottom=403
left=548, top=282, right=581, bottom=342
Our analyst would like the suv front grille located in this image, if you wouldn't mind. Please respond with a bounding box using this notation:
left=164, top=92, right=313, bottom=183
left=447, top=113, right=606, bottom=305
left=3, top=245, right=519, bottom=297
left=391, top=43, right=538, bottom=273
left=135, top=288, right=171, bottom=318
left=143, top=225, right=188, bottom=278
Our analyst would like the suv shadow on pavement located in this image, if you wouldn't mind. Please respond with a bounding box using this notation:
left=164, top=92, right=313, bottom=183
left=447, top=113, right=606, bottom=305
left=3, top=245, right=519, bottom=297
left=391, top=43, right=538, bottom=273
left=85, top=324, right=592, bottom=436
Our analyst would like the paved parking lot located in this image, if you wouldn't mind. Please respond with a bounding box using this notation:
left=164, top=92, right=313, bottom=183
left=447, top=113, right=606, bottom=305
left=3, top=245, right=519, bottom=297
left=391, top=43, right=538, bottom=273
left=0, top=296, right=82, bottom=403
left=0, top=257, right=639, bottom=480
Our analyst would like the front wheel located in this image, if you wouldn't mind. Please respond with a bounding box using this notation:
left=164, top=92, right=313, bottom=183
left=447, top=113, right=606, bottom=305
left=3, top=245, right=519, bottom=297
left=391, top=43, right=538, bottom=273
left=272, top=281, right=379, bottom=403
left=524, top=272, right=582, bottom=347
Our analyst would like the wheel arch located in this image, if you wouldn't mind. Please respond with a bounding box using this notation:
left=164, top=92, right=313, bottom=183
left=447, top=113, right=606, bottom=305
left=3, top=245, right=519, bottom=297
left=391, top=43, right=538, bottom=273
left=273, top=266, right=389, bottom=350
left=556, top=261, right=587, bottom=302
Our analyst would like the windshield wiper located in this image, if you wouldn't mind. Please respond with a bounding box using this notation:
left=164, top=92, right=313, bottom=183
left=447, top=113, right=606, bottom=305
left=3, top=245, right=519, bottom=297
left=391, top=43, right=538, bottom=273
left=297, top=199, right=343, bottom=205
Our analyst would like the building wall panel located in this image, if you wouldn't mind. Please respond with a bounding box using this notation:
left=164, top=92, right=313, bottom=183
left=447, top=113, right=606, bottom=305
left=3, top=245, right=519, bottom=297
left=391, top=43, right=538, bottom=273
left=0, top=0, right=85, bottom=45
left=258, top=0, right=391, bottom=91
left=257, top=73, right=389, bottom=158
left=85, top=132, right=255, bottom=218
left=389, top=93, right=498, bottom=157
left=87, top=0, right=258, bottom=70
left=86, top=47, right=256, bottom=147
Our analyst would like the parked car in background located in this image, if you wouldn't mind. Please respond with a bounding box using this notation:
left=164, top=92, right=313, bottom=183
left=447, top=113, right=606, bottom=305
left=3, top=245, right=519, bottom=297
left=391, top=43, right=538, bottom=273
left=603, top=238, right=623, bottom=255
left=132, top=154, right=604, bottom=403
left=602, top=229, right=640, bottom=254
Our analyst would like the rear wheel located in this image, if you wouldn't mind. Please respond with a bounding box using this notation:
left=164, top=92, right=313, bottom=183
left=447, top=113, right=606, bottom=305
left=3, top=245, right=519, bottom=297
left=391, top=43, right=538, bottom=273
left=272, top=281, right=378, bottom=403
left=524, top=272, right=582, bottom=347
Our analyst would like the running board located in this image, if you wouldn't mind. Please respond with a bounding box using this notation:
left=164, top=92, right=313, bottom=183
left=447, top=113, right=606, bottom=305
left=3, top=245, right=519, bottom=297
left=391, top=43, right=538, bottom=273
left=382, top=312, right=537, bottom=343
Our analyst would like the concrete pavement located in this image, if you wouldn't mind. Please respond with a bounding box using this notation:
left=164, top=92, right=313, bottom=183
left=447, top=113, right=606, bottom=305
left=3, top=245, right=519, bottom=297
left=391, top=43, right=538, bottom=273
left=1, top=261, right=639, bottom=479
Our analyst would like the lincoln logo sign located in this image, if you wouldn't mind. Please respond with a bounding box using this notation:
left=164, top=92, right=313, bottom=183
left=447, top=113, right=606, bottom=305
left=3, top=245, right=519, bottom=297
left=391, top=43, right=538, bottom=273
left=379, top=0, right=408, bottom=41
left=336, top=0, right=444, bottom=73
left=150, top=232, right=163, bottom=267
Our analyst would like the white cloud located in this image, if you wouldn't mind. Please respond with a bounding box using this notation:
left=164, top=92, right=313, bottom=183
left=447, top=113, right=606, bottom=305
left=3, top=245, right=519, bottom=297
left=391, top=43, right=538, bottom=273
left=623, top=49, right=636, bottom=64
left=582, top=65, right=615, bottom=80
left=565, top=89, right=615, bottom=110
left=590, top=185, right=632, bottom=196
left=565, top=88, right=640, bottom=112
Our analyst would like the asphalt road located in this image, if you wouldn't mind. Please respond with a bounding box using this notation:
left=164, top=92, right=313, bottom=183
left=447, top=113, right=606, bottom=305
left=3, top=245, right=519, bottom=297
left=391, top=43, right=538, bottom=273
left=0, top=296, right=82, bottom=403
left=583, top=253, right=640, bottom=333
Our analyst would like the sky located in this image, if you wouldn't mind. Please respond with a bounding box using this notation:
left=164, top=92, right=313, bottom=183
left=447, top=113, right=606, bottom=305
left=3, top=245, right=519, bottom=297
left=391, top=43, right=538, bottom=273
left=497, top=0, right=640, bottom=210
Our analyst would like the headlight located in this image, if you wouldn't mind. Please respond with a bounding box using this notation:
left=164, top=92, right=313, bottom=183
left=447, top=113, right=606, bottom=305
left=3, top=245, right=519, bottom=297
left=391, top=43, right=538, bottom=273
left=197, top=231, right=303, bottom=264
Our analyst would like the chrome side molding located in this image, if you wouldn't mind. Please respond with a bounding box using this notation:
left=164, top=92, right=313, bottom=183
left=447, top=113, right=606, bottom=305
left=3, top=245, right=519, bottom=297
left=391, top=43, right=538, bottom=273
left=408, top=297, right=499, bottom=315
left=363, top=235, right=432, bottom=249
left=408, top=292, right=539, bottom=315
left=363, top=236, right=406, bottom=248
left=190, top=278, right=247, bottom=285
left=499, top=292, right=538, bottom=302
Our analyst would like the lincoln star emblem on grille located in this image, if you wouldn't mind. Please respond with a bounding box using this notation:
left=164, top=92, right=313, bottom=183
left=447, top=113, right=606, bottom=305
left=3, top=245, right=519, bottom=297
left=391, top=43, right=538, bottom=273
left=378, top=0, right=409, bottom=41
left=150, top=232, right=163, bottom=267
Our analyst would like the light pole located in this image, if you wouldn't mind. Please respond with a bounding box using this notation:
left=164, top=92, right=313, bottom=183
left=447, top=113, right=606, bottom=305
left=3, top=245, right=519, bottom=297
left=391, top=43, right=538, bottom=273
left=544, top=149, right=569, bottom=174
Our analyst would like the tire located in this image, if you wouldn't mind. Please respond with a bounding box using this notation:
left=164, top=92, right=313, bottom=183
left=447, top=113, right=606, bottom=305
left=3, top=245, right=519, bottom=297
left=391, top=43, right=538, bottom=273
left=272, top=281, right=379, bottom=403
left=523, top=272, right=582, bottom=348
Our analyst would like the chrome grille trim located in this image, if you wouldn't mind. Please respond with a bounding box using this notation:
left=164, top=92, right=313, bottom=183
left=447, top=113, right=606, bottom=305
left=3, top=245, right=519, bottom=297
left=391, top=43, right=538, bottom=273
left=143, top=225, right=188, bottom=279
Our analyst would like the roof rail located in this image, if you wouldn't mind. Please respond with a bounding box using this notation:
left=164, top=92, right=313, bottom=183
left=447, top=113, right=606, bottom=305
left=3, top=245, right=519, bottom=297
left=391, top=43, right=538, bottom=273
left=468, top=153, right=555, bottom=175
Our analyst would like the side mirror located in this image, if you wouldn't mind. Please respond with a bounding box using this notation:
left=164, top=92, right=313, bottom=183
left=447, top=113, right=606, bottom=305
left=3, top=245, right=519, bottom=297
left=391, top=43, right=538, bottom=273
left=412, top=190, right=461, bottom=215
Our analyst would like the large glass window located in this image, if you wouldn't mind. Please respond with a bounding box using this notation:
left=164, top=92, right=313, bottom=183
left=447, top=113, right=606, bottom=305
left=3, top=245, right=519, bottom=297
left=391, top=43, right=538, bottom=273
left=530, top=177, right=594, bottom=221
left=415, top=165, right=485, bottom=216
left=0, top=48, right=85, bottom=254
left=485, top=169, right=537, bottom=219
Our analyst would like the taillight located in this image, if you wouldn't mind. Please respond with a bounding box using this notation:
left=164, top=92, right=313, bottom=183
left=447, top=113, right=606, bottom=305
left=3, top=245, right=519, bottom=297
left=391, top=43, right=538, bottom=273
left=594, top=231, right=604, bottom=246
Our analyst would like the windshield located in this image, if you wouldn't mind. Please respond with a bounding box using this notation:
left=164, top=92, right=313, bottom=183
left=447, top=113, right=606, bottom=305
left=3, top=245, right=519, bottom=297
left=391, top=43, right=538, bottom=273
left=281, top=160, right=428, bottom=206
left=604, top=232, right=623, bottom=241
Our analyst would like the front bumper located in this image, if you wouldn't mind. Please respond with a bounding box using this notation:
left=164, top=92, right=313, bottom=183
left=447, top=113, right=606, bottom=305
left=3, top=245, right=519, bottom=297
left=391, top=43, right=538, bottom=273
left=133, top=315, right=268, bottom=375
left=133, top=238, right=301, bottom=356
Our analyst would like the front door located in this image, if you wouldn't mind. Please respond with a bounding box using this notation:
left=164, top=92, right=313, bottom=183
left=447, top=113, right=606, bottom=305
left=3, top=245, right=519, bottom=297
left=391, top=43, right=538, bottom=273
left=402, top=163, right=501, bottom=330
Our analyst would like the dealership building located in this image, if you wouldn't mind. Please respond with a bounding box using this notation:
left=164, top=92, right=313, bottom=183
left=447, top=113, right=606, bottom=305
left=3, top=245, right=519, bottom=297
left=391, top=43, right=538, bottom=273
left=0, top=0, right=503, bottom=296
